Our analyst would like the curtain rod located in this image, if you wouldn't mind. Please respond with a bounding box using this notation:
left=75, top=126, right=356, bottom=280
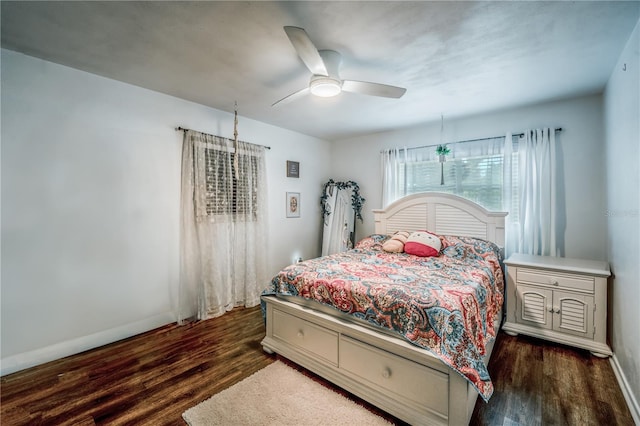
left=175, top=126, right=271, bottom=150
left=386, top=127, right=563, bottom=153
left=514, top=127, right=562, bottom=138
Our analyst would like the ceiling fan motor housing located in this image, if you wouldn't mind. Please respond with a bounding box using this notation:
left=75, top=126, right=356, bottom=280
left=309, top=50, right=343, bottom=97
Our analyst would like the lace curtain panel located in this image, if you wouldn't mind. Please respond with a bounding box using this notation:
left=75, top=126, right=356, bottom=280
left=179, top=130, right=268, bottom=323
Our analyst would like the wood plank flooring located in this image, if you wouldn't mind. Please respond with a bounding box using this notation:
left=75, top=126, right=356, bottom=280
left=1, top=306, right=634, bottom=425
left=471, top=331, right=634, bottom=426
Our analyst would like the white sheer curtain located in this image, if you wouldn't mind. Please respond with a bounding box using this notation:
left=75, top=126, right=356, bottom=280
left=178, top=130, right=268, bottom=323
left=381, top=147, right=405, bottom=207
left=516, top=128, right=558, bottom=256
left=503, top=132, right=518, bottom=256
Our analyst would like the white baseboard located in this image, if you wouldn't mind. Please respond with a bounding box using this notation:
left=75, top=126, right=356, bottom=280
left=610, top=354, right=640, bottom=425
left=0, top=312, right=176, bottom=376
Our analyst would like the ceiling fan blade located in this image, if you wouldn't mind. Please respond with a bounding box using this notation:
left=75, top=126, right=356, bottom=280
left=341, top=80, right=407, bottom=98
left=283, top=26, right=328, bottom=76
left=272, top=87, right=310, bottom=107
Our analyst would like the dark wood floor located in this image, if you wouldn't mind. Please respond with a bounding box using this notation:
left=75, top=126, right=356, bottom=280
left=1, top=306, right=634, bottom=426
left=470, top=331, right=634, bottom=426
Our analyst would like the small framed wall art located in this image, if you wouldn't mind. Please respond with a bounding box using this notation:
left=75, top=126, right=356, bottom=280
left=286, top=192, right=300, bottom=218
left=286, top=160, right=300, bottom=178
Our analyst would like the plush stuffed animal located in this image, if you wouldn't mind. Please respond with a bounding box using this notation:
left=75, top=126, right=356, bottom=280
left=404, top=231, right=442, bottom=257
left=382, top=231, right=410, bottom=253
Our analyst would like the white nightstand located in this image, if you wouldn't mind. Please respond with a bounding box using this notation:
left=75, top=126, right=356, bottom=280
left=502, top=253, right=612, bottom=357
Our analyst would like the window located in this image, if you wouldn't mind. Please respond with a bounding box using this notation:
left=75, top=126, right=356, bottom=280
left=204, top=147, right=259, bottom=220
left=383, top=136, right=517, bottom=217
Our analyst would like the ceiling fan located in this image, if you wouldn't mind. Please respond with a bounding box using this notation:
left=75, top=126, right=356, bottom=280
left=272, top=26, right=407, bottom=107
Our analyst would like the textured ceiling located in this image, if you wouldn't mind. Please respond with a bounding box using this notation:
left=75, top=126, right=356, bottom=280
left=2, top=1, right=639, bottom=140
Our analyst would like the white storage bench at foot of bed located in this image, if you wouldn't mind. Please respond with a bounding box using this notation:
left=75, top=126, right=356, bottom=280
left=261, top=295, right=496, bottom=426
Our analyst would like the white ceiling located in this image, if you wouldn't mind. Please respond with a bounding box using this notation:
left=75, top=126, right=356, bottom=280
left=2, top=1, right=639, bottom=141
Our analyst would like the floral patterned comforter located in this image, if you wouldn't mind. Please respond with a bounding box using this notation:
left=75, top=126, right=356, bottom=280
left=263, top=234, right=504, bottom=401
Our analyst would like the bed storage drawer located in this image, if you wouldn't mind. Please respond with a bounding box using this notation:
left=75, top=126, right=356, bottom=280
left=272, top=309, right=339, bottom=365
left=339, top=335, right=449, bottom=419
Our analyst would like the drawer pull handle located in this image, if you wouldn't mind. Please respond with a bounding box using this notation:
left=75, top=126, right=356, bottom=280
left=555, top=309, right=561, bottom=314
left=550, top=280, right=559, bottom=286
left=297, top=330, right=304, bottom=338
left=548, top=306, right=554, bottom=313
left=381, top=368, right=391, bottom=379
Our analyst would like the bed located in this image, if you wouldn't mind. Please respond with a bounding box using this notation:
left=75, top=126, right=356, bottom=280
left=261, top=192, right=507, bottom=425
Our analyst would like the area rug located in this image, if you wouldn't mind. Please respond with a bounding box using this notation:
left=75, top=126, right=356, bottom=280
left=182, top=360, right=393, bottom=425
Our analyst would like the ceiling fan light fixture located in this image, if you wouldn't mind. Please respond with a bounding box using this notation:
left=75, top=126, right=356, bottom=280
left=310, top=77, right=342, bottom=97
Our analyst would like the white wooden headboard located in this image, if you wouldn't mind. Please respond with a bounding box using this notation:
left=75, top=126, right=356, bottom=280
left=372, top=192, right=507, bottom=247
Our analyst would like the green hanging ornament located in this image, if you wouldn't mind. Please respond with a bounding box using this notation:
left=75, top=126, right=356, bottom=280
left=435, top=144, right=450, bottom=185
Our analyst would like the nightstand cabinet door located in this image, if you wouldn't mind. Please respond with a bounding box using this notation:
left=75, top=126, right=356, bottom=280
left=553, top=291, right=594, bottom=338
left=516, top=285, right=553, bottom=328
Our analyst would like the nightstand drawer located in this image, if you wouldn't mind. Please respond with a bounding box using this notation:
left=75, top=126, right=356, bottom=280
left=518, top=268, right=594, bottom=293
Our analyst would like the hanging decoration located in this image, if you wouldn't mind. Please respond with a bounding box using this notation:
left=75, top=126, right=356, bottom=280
left=436, top=114, right=450, bottom=185
left=320, top=179, right=365, bottom=222
left=233, top=101, right=240, bottom=180
left=436, top=144, right=450, bottom=185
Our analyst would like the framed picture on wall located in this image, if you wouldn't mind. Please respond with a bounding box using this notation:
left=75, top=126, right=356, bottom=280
left=286, top=161, right=300, bottom=178
left=286, top=192, right=300, bottom=218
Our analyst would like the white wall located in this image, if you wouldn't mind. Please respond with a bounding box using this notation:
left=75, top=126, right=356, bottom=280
left=604, top=19, right=640, bottom=423
left=0, top=49, right=331, bottom=375
left=330, top=94, right=607, bottom=261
